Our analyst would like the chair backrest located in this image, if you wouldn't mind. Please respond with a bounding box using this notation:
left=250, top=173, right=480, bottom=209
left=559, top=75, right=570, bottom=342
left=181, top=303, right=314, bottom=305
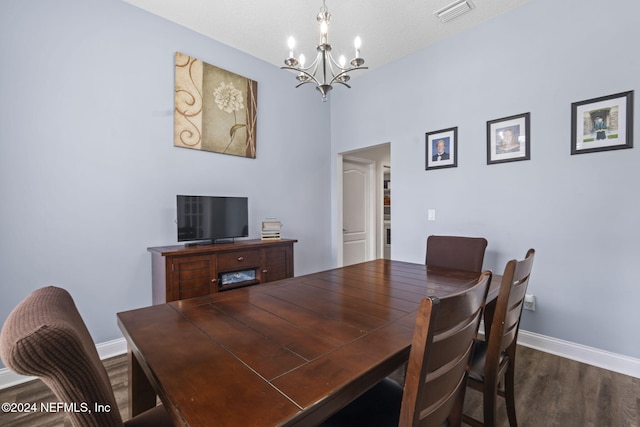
left=0, top=286, right=123, bottom=427
left=486, top=249, right=535, bottom=371
left=425, top=235, right=488, bottom=273
left=400, top=271, right=492, bottom=427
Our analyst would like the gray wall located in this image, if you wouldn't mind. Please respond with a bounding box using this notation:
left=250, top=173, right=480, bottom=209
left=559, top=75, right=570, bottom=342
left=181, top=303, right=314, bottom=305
left=2, top=0, right=639, bottom=370
left=0, top=0, right=333, bottom=362
left=330, top=0, right=640, bottom=358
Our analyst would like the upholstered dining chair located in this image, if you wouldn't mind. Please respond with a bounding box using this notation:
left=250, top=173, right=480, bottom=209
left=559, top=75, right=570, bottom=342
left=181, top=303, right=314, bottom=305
left=320, top=271, right=492, bottom=427
left=462, top=249, right=535, bottom=427
left=425, top=235, right=488, bottom=273
left=0, top=286, right=174, bottom=427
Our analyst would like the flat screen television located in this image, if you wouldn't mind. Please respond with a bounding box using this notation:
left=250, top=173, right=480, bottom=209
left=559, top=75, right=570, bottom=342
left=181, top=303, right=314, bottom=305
left=177, top=195, right=249, bottom=244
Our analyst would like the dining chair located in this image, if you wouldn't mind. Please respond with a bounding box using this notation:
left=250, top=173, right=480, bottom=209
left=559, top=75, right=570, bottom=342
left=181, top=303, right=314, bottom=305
left=320, top=270, right=492, bottom=427
left=462, top=249, right=535, bottom=427
left=386, top=234, right=488, bottom=388
left=0, top=286, right=174, bottom=427
left=425, top=235, right=488, bottom=273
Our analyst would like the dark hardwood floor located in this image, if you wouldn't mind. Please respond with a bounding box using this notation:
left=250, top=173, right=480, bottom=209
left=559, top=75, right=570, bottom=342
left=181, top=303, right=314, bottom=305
left=0, top=346, right=638, bottom=426
left=462, top=346, right=640, bottom=427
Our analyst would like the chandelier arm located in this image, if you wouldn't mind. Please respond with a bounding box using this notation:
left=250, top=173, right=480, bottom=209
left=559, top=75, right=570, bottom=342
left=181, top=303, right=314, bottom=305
left=295, top=80, right=316, bottom=89
left=281, top=49, right=322, bottom=74
left=325, top=52, right=366, bottom=73
left=281, top=66, right=323, bottom=88
left=333, top=81, right=352, bottom=89
left=297, top=51, right=323, bottom=74
left=281, top=50, right=325, bottom=88
left=328, top=66, right=368, bottom=86
left=325, top=52, right=347, bottom=71
left=326, top=50, right=353, bottom=82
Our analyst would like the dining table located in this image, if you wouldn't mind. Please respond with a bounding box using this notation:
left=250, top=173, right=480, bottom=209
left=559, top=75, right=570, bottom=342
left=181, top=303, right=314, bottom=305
left=117, top=258, right=501, bottom=427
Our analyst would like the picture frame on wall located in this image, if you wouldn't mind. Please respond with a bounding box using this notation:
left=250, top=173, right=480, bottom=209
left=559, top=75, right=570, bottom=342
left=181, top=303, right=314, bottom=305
left=571, top=90, right=633, bottom=155
left=486, top=112, right=530, bottom=165
left=174, top=52, right=258, bottom=159
left=425, top=127, right=457, bottom=170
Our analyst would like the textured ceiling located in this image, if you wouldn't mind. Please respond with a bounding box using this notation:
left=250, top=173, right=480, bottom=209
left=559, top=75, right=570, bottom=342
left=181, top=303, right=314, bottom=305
left=122, top=0, right=532, bottom=72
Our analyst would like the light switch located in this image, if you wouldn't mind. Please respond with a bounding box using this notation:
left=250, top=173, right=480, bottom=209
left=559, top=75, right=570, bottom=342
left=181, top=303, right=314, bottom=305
left=428, top=209, right=436, bottom=221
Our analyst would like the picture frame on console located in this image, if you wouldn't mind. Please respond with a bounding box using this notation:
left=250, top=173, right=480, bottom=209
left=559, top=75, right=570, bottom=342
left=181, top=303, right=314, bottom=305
left=486, top=112, right=530, bottom=165
left=425, top=126, right=458, bottom=170
left=571, top=90, right=633, bottom=155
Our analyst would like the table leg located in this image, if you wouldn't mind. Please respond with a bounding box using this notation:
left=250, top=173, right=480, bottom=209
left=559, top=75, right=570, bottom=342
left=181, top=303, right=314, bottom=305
left=128, top=347, right=157, bottom=418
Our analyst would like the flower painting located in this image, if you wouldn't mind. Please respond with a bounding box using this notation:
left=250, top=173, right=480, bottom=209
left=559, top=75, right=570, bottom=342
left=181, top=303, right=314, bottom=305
left=174, top=52, right=258, bottom=158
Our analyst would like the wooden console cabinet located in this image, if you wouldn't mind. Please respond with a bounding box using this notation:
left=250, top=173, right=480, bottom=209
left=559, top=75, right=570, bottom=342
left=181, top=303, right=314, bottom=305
left=148, top=239, right=296, bottom=304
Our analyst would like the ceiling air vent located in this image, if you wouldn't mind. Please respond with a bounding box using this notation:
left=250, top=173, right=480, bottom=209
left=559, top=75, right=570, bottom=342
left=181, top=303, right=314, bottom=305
left=435, top=0, right=474, bottom=23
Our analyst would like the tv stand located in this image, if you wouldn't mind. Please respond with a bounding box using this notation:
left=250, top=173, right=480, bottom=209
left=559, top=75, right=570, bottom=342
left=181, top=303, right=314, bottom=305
left=148, top=239, right=297, bottom=304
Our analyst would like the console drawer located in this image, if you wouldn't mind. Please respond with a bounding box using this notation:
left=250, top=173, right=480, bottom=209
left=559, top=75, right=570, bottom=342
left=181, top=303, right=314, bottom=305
left=217, top=250, right=261, bottom=271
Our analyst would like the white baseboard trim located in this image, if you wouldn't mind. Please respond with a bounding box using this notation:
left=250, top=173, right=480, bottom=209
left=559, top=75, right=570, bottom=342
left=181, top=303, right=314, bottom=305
left=517, top=330, right=640, bottom=379
left=0, top=338, right=127, bottom=390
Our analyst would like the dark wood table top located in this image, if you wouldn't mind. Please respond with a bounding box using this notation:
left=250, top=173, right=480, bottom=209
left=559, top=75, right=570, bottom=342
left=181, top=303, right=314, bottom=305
left=117, top=259, right=500, bottom=427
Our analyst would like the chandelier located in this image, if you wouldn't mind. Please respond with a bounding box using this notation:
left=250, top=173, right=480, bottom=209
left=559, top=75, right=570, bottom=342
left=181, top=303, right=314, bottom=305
left=281, top=0, right=367, bottom=101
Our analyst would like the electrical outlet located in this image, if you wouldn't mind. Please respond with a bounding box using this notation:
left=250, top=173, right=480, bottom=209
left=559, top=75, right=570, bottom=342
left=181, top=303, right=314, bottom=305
left=524, top=294, right=535, bottom=311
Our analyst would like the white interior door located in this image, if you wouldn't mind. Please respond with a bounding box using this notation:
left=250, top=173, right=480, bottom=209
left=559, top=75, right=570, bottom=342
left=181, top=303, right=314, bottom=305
left=342, top=158, right=374, bottom=266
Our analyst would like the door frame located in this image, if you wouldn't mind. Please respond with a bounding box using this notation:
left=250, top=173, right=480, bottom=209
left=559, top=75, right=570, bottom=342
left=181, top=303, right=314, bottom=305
left=337, top=154, right=377, bottom=267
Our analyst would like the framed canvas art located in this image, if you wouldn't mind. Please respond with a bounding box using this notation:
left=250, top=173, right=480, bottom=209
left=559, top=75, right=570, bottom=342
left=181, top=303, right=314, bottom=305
left=174, top=52, right=258, bottom=158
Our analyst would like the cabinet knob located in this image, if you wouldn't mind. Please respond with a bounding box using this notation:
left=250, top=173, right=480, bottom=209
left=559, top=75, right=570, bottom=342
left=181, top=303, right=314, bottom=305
left=237, top=256, right=244, bottom=262
left=211, top=278, right=218, bottom=283
left=262, top=269, right=268, bottom=273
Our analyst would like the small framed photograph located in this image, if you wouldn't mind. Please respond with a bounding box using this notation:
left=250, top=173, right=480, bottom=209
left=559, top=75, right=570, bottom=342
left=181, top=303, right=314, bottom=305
left=486, top=113, right=530, bottom=165
left=425, top=127, right=457, bottom=170
left=571, top=90, right=633, bottom=155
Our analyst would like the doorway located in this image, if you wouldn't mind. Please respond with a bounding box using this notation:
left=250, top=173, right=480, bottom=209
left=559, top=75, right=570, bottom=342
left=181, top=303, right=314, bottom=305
left=339, top=143, right=391, bottom=266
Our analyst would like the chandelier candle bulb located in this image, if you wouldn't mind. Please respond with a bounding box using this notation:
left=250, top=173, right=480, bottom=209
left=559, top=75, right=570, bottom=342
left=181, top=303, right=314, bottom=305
left=354, top=36, right=361, bottom=58
left=319, top=17, right=328, bottom=45
left=288, top=37, right=295, bottom=58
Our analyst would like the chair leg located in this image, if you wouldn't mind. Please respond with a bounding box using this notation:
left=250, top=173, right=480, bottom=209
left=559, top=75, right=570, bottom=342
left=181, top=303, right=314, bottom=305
left=448, top=393, right=464, bottom=427
left=482, top=378, right=498, bottom=427
left=504, top=363, right=518, bottom=427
